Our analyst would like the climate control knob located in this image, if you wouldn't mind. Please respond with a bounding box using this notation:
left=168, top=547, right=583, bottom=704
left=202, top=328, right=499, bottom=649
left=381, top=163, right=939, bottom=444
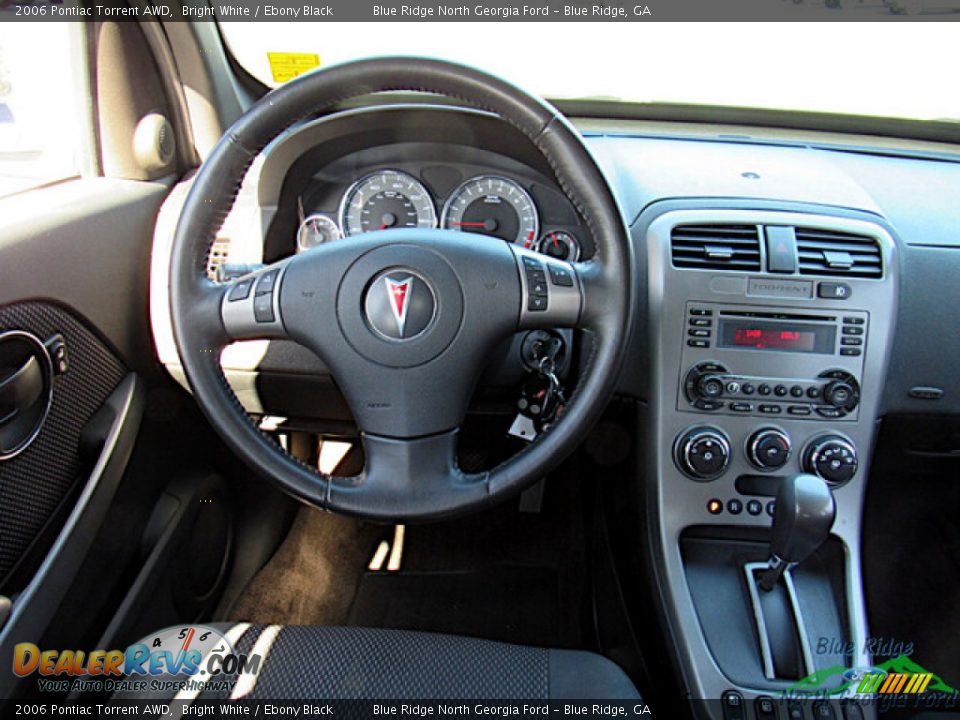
left=748, top=428, right=792, bottom=471
left=803, top=435, right=858, bottom=485
left=675, top=427, right=731, bottom=481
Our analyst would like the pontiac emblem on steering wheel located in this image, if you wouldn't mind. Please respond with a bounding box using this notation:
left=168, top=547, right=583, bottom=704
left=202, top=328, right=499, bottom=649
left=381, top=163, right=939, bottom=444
left=364, top=269, right=436, bottom=341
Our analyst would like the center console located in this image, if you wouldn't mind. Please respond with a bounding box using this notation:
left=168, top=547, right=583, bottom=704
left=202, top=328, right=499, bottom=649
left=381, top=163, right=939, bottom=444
left=643, top=208, right=898, bottom=719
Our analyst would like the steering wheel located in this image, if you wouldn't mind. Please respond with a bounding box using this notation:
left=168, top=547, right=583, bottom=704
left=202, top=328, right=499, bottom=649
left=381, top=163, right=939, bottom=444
left=170, top=57, right=634, bottom=521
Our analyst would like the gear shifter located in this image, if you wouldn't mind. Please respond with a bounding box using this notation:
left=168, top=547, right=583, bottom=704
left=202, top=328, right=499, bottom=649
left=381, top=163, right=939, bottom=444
left=758, top=474, right=836, bottom=592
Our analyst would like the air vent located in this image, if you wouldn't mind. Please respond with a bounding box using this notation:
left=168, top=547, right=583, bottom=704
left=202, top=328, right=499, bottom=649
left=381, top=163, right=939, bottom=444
left=795, top=228, right=882, bottom=278
left=671, top=224, right=761, bottom=271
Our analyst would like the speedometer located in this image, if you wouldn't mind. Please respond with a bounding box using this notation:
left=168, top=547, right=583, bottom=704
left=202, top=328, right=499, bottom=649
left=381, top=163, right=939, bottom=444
left=339, top=170, right=437, bottom=236
left=441, top=175, right=539, bottom=247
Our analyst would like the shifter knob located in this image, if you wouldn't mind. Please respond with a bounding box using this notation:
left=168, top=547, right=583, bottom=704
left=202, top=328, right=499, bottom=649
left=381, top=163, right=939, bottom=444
left=759, top=474, right=836, bottom=591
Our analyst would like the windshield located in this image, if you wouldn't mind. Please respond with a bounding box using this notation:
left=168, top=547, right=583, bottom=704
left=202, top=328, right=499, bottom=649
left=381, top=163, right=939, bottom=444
left=220, top=22, right=959, bottom=123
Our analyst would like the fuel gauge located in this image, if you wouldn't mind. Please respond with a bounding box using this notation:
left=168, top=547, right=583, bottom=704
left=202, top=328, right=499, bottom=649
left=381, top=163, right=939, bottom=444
left=538, top=230, right=580, bottom=262
left=297, top=214, right=341, bottom=252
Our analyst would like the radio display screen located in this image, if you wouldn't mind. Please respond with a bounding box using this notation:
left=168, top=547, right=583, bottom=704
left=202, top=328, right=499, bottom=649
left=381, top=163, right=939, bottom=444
left=718, top=320, right=836, bottom=354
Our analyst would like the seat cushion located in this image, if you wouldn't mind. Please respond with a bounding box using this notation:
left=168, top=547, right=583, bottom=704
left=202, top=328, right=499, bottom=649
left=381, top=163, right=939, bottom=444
left=120, top=625, right=640, bottom=701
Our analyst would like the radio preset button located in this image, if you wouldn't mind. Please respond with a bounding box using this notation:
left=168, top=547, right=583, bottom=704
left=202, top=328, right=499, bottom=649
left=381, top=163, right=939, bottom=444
left=690, top=317, right=713, bottom=327
left=774, top=384, right=788, bottom=397
left=742, top=383, right=756, bottom=395
left=806, top=386, right=822, bottom=399
left=689, top=328, right=711, bottom=337
left=726, top=381, right=741, bottom=394
left=843, top=317, right=865, bottom=325
left=841, top=337, right=863, bottom=346
left=842, top=326, right=864, bottom=336
left=815, top=406, right=843, bottom=418
left=758, top=384, right=772, bottom=396
left=840, top=348, right=862, bottom=356
left=790, top=385, right=805, bottom=397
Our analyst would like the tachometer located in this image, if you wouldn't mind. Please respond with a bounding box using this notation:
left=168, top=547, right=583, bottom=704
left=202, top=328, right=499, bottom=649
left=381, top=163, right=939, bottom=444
left=297, top=214, right=340, bottom=251
left=339, top=170, right=437, bottom=236
left=441, top=175, right=539, bottom=247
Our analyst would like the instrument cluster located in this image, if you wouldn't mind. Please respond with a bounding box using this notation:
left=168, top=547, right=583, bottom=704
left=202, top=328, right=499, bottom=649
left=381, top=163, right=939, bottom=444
left=296, top=168, right=582, bottom=262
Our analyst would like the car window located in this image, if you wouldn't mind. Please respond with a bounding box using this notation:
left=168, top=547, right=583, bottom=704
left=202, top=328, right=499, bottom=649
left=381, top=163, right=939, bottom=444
left=0, top=24, right=87, bottom=199
left=220, top=22, right=960, bottom=124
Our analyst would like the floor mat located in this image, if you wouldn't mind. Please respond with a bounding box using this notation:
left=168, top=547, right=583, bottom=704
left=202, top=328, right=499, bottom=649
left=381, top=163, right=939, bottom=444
left=228, top=509, right=389, bottom=627
left=347, top=565, right=568, bottom=647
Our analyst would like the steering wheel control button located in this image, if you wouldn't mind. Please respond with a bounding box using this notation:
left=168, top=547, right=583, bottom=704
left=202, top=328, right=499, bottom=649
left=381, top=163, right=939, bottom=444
left=818, top=281, right=852, bottom=300
left=528, top=295, right=548, bottom=312
left=707, top=499, right=723, bottom=515
left=803, top=435, right=858, bottom=485
left=727, top=498, right=743, bottom=515
left=748, top=429, right=792, bottom=471
left=675, top=427, right=731, bottom=481
left=547, top=264, right=574, bottom=287
left=364, top=270, right=436, bottom=341
left=255, top=269, right=279, bottom=295
left=228, top=278, right=253, bottom=302
left=746, top=499, right=763, bottom=516
left=253, top=293, right=275, bottom=323
left=521, top=256, right=549, bottom=312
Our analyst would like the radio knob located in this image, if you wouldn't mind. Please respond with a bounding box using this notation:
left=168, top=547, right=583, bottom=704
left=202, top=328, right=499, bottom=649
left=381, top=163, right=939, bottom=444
left=748, top=429, right=792, bottom=471
left=675, top=427, right=731, bottom=481
left=803, top=435, right=858, bottom=486
left=823, top=380, right=857, bottom=410
left=696, top=375, right=725, bottom=400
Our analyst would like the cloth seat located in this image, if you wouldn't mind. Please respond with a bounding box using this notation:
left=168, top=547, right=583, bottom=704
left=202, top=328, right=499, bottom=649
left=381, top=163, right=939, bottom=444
left=122, top=625, right=641, bottom=701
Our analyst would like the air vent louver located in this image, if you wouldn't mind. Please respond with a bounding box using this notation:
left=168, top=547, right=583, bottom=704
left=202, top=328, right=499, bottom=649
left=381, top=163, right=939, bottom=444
left=671, top=224, right=761, bottom=271
left=795, top=228, right=882, bottom=278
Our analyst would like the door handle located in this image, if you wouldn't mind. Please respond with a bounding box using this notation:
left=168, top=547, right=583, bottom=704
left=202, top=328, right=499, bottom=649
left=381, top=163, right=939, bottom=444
left=0, top=331, right=54, bottom=459
left=0, top=355, right=44, bottom=426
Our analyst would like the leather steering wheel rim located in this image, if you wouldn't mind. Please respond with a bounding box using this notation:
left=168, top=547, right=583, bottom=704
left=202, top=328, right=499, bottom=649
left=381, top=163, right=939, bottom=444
left=170, top=57, right=635, bottom=521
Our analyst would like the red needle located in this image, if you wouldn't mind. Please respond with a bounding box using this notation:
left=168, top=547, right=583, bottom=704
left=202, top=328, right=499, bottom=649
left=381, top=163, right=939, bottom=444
left=379, top=224, right=389, bottom=230
left=551, top=233, right=560, bottom=249
left=451, top=221, right=487, bottom=227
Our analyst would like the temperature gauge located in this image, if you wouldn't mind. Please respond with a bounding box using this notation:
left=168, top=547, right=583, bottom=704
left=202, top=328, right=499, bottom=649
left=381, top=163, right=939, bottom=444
left=538, top=230, right=580, bottom=262
left=297, top=214, right=341, bottom=251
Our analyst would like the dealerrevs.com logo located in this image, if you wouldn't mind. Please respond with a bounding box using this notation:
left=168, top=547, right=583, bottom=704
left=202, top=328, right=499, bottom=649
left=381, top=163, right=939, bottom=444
left=13, top=625, right=262, bottom=694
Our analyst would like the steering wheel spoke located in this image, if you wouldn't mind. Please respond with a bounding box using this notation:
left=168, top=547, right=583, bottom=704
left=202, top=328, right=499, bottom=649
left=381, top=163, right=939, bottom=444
left=512, top=246, right=584, bottom=330
left=220, top=259, right=295, bottom=342
left=330, top=431, right=489, bottom=521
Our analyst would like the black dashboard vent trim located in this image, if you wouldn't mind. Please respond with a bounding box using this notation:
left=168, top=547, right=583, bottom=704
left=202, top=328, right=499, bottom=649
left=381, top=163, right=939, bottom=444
left=795, top=227, right=882, bottom=279
left=670, top=224, right=761, bottom=271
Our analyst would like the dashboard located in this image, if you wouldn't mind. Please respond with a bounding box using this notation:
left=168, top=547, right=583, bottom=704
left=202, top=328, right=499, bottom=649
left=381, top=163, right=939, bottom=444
left=146, top=98, right=960, bottom=719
